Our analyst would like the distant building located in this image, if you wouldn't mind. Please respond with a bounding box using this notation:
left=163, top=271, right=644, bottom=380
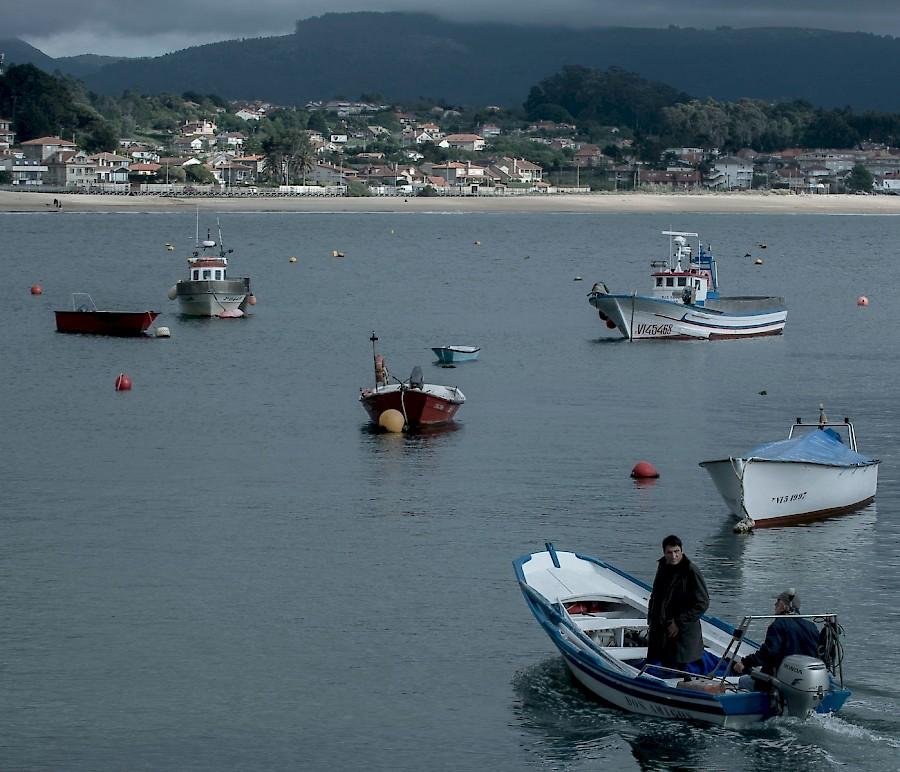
left=440, top=134, right=486, bottom=152
left=708, top=156, right=753, bottom=190
left=0, top=118, right=15, bottom=149
left=20, top=136, right=78, bottom=162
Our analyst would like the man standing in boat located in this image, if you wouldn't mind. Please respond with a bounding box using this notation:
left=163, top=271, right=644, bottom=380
left=647, top=535, right=710, bottom=674
left=732, top=589, right=820, bottom=684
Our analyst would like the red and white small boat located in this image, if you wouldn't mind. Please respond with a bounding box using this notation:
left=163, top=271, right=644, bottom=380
left=55, top=294, right=159, bottom=336
left=359, top=333, right=466, bottom=429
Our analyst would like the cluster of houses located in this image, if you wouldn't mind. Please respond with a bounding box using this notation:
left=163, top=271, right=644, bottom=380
left=3, top=103, right=900, bottom=195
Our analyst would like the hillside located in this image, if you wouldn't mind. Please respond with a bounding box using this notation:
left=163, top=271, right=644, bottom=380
left=8, top=14, right=900, bottom=110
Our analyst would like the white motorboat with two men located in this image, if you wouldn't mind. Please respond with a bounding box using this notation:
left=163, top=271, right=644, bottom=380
left=588, top=231, right=787, bottom=340
left=514, top=544, right=849, bottom=726
left=700, top=409, right=879, bottom=529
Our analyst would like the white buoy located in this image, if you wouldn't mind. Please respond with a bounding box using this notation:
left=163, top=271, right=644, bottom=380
left=155, top=326, right=171, bottom=338
left=167, top=285, right=178, bottom=300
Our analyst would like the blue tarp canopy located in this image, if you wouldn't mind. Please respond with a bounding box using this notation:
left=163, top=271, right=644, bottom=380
left=748, top=428, right=876, bottom=466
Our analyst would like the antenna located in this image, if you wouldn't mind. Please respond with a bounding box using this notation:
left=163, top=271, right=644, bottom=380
left=217, top=217, right=226, bottom=258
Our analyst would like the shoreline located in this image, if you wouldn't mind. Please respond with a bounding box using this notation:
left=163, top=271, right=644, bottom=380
left=2, top=189, right=900, bottom=215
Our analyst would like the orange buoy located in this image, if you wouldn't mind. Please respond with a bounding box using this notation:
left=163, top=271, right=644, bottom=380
left=114, top=373, right=133, bottom=391
left=631, top=461, right=659, bottom=479
left=857, top=296, right=869, bottom=306
left=30, top=284, right=43, bottom=295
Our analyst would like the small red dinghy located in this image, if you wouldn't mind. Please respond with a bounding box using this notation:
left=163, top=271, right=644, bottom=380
left=55, top=294, right=159, bottom=337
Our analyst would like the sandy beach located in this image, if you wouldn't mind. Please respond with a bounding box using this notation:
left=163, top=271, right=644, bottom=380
left=3, top=189, right=900, bottom=215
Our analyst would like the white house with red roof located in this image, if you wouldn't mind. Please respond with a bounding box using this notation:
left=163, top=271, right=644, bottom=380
left=44, top=150, right=97, bottom=187
left=440, top=134, right=486, bottom=151
left=20, top=136, right=78, bottom=162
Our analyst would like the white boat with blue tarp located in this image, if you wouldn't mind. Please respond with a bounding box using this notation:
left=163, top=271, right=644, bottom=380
left=701, top=413, right=879, bottom=529
left=514, top=544, right=849, bottom=727
left=588, top=231, right=787, bottom=340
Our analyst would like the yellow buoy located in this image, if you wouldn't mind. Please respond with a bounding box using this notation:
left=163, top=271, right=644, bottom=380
left=289, top=256, right=297, bottom=263
left=378, top=409, right=405, bottom=433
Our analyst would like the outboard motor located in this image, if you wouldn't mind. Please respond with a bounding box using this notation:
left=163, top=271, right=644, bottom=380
left=408, top=366, right=424, bottom=390
left=773, top=655, right=830, bottom=717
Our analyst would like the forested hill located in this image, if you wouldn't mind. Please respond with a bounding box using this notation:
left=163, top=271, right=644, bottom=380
left=9, top=14, right=900, bottom=110
left=0, top=37, right=131, bottom=78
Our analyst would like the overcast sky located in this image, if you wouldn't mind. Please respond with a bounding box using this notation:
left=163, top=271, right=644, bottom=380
left=9, top=1, right=900, bottom=58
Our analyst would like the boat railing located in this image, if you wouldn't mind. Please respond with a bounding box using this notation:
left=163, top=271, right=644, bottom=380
left=709, top=612, right=843, bottom=688
left=70, top=293, right=98, bottom=312
left=789, top=419, right=856, bottom=451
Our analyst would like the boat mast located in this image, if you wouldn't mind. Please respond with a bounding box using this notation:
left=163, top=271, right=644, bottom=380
left=217, top=217, right=226, bottom=259
left=370, top=331, right=379, bottom=388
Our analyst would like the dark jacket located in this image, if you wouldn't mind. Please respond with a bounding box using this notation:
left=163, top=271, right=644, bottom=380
left=740, top=614, right=820, bottom=675
left=647, top=554, right=709, bottom=666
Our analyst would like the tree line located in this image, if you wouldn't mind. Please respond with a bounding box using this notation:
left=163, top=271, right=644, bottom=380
left=525, top=65, right=900, bottom=160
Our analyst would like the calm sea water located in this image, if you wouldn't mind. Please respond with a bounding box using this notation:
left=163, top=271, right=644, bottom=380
left=2, top=209, right=899, bottom=771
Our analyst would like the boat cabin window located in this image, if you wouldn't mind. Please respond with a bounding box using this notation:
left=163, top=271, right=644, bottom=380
left=695, top=280, right=701, bottom=289
left=677, top=277, right=687, bottom=287
left=665, top=277, right=674, bottom=287
left=656, top=277, right=663, bottom=287
left=203, top=269, right=211, bottom=280
left=192, top=270, right=200, bottom=280
left=215, top=270, right=223, bottom=280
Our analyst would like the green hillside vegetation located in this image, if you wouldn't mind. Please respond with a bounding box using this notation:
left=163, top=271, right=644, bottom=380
left=526, top=66, right=900, bottom=157
left=0, top=65, right=116, bottom=152
left=53, top=13, right=900, bottom=112
left=7, top=60, right=900, bottom=177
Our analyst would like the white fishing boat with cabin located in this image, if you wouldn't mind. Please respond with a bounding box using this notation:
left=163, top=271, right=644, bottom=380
left=588, top=231, right=787, bottom=340
left=167, top=217, right=253, bottom=317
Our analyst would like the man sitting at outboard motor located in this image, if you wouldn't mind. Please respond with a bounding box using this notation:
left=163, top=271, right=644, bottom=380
left=733, top=589, right=820, bottom=688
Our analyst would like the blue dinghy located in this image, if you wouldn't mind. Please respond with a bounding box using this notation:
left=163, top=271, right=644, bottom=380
left=514, top=544, right=849, bottom=727
left=432, top=345, right=480, bottom=364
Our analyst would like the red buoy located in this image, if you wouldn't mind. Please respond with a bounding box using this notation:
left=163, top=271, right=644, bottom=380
left=605, top=319, right=616, bottom=329
left=631, top=461, right=659, bottom=479
left=30, top=284, right=43, bottom=295
left=115, top=373, right=133, bottom=391
left=857, top=296, right=869, bottom=306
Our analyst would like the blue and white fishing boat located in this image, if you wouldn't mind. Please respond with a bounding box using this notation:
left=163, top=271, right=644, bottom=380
left=431, top=345, right=480, bottom=364
left=701, top=412, right=879, bottom=529
left=514, top=544, right=849, bottom=726
left=588, top=231, right=787, bottom=340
